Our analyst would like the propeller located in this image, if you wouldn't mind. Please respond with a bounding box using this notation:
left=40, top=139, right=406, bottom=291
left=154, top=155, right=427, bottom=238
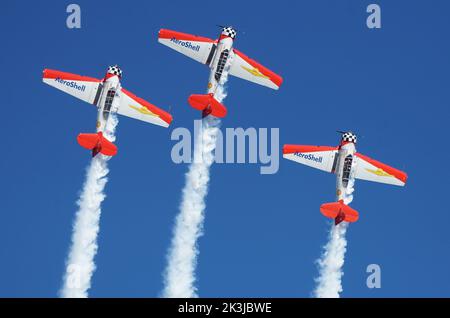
left=216, top=25, right=239, bottom=32
left=337, top=130, right=360, bottom=139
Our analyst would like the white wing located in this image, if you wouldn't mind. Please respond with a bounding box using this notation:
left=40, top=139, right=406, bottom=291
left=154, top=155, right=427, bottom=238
left=229, top=49, right=283, bottom=90
left=158, top=29, right=217, bottom=65
left=42, top=69, right=102, bottom=105
left=283, top=145, right=339, bottom=173
left=354, top=153, right=407, bottom=186
left=116, top=88, right=172, bottom=128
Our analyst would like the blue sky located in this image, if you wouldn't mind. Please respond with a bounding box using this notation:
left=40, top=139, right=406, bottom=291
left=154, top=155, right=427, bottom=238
left=1, top=0, right=450, bottom=297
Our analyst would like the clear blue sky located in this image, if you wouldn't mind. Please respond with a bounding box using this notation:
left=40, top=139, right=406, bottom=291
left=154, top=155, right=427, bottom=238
left=1, top=0, right=449, bottom=297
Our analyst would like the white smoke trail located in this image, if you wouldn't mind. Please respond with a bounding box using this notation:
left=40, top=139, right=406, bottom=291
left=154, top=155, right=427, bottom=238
left=163, top=66, right=231, bottom=298
left=60, top=115, right=118, bottom=298
left=313, top=177, right=355, bottom=298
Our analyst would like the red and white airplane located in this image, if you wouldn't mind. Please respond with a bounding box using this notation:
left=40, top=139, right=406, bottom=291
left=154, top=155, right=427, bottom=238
left=42, top=65, right=172, bottom=157
left=283, top=132, right=408, bottom=225
left=158, top=26, right=283, bottom=117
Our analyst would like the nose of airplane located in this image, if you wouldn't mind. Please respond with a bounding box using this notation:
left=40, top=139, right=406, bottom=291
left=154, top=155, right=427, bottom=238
left=341, top=132, right=357, bottom=144
left=221, top=26, right=237, bottom=39
left=107, top=65, right=122, bottom=78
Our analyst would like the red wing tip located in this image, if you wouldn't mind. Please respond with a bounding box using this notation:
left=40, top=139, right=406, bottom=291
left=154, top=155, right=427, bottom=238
left=282, top=144, right=308, bottom=154
left=42, top=68, right=52, bottom=78
left=399, top=172, right=408, bottom=184
left=42, top=68, right=57, bottom=78
left=276, top=76, right=284, bottom=88
left=282, top=144, right=294, bottom=154
left=271, top=74, right=283, bottom=88
left=158, top=28, right=168, bottom=37
left=165, top=114, right=174, bottom=125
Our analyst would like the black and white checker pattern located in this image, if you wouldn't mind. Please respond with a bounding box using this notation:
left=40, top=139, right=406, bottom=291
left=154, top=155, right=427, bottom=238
left=342, top=132, right=357, bottom=144
left=107, top=65, right=122, bottom=78
left=222, top=27, right=237, bottom=39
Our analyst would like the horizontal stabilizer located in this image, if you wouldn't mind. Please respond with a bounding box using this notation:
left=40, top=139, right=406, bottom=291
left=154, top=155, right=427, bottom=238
left=188, top=93, right=227, bottom=118
left=320, top=201, right=359, bottom=225
left=77, top=132, right=117, bottom=157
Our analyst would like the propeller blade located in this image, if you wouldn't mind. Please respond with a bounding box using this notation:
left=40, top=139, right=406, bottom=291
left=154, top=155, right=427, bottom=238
left=216, top=25, right=239, bottom=32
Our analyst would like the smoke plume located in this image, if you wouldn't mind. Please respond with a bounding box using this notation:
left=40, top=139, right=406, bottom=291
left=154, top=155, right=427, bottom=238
left=60, top=115, right=118, bottom=298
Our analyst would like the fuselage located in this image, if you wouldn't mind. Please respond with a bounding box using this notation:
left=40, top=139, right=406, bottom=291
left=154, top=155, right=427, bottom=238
left=95, top=74, right=121, bottom=133
left=206, top=30, right=235, bottom=95
left=335, top=141, right=357, bottom=202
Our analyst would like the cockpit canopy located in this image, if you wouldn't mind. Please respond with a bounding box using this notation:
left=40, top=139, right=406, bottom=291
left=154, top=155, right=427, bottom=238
left=107, top=65, right=122, bottom=78
left=341, top=132, right=357, bottom=144
left=221, top=26, right=237, bottom=39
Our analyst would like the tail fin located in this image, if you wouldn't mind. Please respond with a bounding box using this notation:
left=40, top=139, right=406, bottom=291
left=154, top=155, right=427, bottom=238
left=320, top=200, right=359, bottom=225
left=188, top=93, right=227, bottom=118
left=77, top=132, right=117, bottom=157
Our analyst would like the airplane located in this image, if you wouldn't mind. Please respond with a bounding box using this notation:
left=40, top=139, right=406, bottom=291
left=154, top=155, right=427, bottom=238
left=158, top=26, right=283, bottom=118
left=42, top=65, right=173, bottom=157
left=283, top=131, right=408, bottom=225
